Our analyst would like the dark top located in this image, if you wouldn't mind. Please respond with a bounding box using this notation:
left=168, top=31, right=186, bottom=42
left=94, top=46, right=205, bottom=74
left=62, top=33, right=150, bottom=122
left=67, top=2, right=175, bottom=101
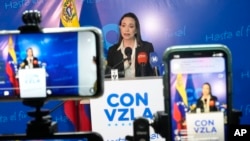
left=20, top=57, right=40, bottom=69
left=106, top=41, right=154, bottom=77
left=195, top=95, right=218, bottom=112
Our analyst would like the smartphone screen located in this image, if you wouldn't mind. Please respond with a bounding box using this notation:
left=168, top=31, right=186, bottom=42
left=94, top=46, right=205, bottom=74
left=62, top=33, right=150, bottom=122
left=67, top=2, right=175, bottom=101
left=0, top=27, right=103, bottom=100
left=164, top=45, right=231, bottom=141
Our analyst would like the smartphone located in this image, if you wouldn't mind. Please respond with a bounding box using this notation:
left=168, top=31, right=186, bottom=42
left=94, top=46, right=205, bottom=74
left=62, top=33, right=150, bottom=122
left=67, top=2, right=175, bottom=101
left=163, top=44, right=232, bottom=141
left=0, top=132, right=103, bottom=141
left=0, top=27, right=103, bottom=100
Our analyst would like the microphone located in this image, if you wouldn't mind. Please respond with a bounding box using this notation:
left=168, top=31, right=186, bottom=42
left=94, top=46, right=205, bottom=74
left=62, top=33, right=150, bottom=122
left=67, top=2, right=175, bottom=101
left=125, top=47, right=132, bottom=64
left=137, top=52, right=148, bottom=76
left=149, top=52, right=161, bottom=76
left=204, top=98, right=207, bottom=104
left=125, top=47, right=132, bottom=57
left=204, top=98, right=207, bottom=109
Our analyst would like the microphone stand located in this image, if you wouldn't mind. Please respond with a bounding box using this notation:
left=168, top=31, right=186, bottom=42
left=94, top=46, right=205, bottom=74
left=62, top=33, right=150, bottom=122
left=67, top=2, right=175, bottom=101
left=105, top=57, right=129, bottom=78
left=23, top=98, right=58, bottom=137
left=112, top=57, right=129, bottom=69
left=153, top=66, right=158, bottom=76
left=139, top=63, right=146, bottom=76
left=106, top=49, right=131, bottom=78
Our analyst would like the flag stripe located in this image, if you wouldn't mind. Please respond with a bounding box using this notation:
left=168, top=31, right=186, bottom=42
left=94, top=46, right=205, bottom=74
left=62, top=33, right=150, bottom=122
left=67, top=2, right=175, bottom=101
left=173, top=103, right=182, bottom=130
left=63, top=100, right=78, bottom=130
left=8, top=36, right=17, bottom=63
left=5, top=62, right=15, bottom=85
left=79, top=104, right=91, bottom=131
left=176, top=74, right=188, bottom=105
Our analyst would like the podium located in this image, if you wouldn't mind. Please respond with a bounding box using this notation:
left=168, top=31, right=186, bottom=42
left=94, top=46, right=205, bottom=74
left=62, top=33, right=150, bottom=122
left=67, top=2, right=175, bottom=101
left=185, top=112, right=225, bottom=141
left=18, top=68, right=47, bottom=98
left=90, top=77, right=165, bottom=141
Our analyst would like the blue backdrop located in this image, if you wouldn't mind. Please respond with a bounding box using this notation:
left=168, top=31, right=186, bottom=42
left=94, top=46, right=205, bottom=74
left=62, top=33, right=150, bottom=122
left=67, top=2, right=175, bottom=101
left=0, top=0, right=249, bottom=134
left=82, top=0, right=250, bottom=125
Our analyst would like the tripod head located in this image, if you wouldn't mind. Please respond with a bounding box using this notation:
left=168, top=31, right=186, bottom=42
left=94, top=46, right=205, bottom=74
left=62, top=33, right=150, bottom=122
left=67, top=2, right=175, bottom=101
left=18, top=10, right=42, bottom=33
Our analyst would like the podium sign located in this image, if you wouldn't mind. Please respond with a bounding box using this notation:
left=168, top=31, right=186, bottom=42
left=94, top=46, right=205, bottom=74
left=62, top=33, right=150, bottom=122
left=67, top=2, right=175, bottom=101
left=186, top=112, right=225, bottom=141
left=18, top=68, right=46, bottom=98
left=90, top=77, right=165, bottom=141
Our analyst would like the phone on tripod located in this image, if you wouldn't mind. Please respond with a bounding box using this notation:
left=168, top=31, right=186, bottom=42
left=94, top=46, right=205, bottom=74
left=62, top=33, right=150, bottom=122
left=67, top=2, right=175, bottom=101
left=163, top=44, right=232, bottom=141
left=0, top=27, right=103, bottom=100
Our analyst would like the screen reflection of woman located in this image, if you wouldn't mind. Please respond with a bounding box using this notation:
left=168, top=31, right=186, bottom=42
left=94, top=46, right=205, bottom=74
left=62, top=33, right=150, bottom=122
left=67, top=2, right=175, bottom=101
left=195, top=82, right=218, bottom=113
left=20, top=48, right=39, bottom=69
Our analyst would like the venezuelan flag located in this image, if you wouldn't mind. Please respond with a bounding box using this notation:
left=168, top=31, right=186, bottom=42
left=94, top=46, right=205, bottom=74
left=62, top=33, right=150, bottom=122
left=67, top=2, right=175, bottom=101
left=5, top=36, right=19, bottom=95
left=60, top=0, right=91, bottom=131
left=173, top=74, right=187, bottom=130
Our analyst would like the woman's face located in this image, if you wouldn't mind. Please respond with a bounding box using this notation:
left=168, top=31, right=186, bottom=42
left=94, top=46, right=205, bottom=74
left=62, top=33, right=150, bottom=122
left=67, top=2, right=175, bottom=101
left=120, top=17, right=137, bottom=40
left=27, top=49, right=33, bottom=57
left=202, top=84, right=210, bottom=96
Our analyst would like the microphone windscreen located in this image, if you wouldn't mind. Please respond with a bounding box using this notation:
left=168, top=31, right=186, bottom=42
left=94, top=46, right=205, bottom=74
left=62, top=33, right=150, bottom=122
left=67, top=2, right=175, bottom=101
left=125, top=47, right=132, bottom=57
left=149, top=52, right=161, bottom=68
left=204, top=98, right=207, bottom=104
left=137, top=52, right=148, bottom=64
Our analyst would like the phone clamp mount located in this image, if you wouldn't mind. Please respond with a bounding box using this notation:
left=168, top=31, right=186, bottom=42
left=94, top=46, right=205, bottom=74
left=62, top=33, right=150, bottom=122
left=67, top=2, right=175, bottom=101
left=22, top=99, right=58, bottom=137
left=126, top=109, right=242, bottom=141
left=18, top=10, right=57, bottom=137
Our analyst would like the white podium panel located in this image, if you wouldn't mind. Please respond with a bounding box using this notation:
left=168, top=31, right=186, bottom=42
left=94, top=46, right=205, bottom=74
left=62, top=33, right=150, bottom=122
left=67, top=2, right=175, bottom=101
left=18, top=68, right=46, bottom=98
left=90, top=77, right=165, bottom=141
left=186, top=112, right=225, bottom=141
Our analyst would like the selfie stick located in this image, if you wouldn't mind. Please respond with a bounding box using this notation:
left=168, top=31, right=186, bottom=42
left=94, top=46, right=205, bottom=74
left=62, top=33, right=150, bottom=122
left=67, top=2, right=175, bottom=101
left=18, top=10, right=57, bottom=137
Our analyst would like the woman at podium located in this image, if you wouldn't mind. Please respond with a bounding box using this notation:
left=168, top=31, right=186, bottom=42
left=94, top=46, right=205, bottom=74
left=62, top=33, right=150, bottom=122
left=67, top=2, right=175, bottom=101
left=195, top=82, right=219, bottom=113
left=20, top=48, right=39, bottom=69
left=106, top=12, right=155, bottom=78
